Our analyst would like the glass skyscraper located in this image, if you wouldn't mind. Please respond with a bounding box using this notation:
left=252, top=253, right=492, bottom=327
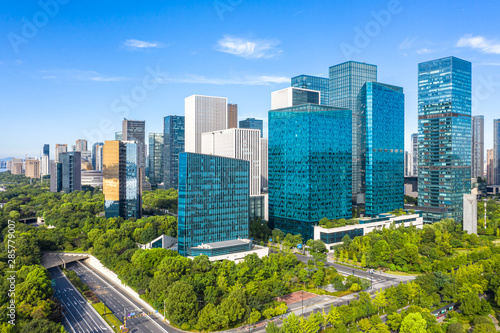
left=329, top=61, right=377, bottom=203
left=494, top=119, right=500, bottom=185
left=92, top=142, right=104, bottom=170
left=418, top=56, right=472, bottom=223
left=163, top=116, right=185, bottom=190
left=43, top=144, right=50, bottom=158
left=291, top=75, right=330, bottom=105
left=357, top=82, right=405, bottom=216
left=269, top=103, right=352, bottom=240
left=148, top=133, right=164, bottom=186
left=61, top=151, right=82, bottom=193
left=239, top=118, right=264, bottom=138
left=471, top=115, right=484, bottom=179
left=177, top=153, right=250, bottom=257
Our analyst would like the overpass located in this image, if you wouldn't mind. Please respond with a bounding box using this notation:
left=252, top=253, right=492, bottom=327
left=41, top=252, right=89, bottom=269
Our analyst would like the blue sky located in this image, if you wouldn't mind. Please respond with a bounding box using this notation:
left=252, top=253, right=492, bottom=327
left=1, top=0, right=500, bottom=159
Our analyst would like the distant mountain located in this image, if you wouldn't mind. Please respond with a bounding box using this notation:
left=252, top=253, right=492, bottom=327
left=0, top=157, right=13, bottom=162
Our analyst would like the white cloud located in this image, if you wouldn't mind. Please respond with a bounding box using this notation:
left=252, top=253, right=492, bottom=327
left=399, top=37, right=417, bottom=50
left=162, top=74, right=288, bottom=85
left=40, top=69, right=129, bottom=82
left=216, top=35, right=282, bottom=59
left=122, top=39, right=165, bottom=49
left=456, top=35, right=500, bottom=54
left=417, top=48, right=433, bottom=55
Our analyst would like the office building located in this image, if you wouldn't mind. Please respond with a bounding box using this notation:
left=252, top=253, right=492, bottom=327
left=92, top=142, right=104, bottom=171
left=122, top=119, right=146, bottom=191
left=10, top=158, right=23, bottom=175
left=115, top=131, right=122, bottom=140
left=228, top=103, right=238, bottom=129
left=329, top=61, right=377, bottom=203
left=103, top=140, right=141, bottom=219
left=472, top=116, right=484, bottom=179
left=75, top=139, right=88, bottom=152
left=185, top=95, right=228, bottom=153
left=177, top=153, right=251, bottom=257
left=81, top=150, right=91, bottom=162
left=239, top=118, right=264, bottom=138
left=487, top=149, right=494, bottom=185
left=411, top=133, right=418, bottom=176
left=61, top=151, right=81, bottom=193
left=495, top=119, right=500, bottom=185
left=291, top=75, right=330, bottom=105
left=50, top=161, right=62, bottom=192
left=271, top=87, right=320, bottom=110
left=55, top=144, right=67, bottom=163
left=148, top=133, right=164, bottom=186
left=269, top=103, right=352, bottom=240
left=405, top=152, right=412, bottom=177
left=463, top=194, right=477, bottom=234
left=357, top=82, right=404, bottom=216
left=41, top=155, right=50, bottom=176
left=43, top=144, right=50, bottom=158
left=81, top=170, right=103, bottom=188
left=418, top=57, right=472, bottom=223
left=163, top=115, right=185, bottom=189
left=260, top=138, right=268, bottom=191
left=25, top=159, right=40, bottom=179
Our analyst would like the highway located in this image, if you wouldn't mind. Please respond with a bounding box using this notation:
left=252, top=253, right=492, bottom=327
left=49, top=266, right=111, bottom=333
left=66, top=261, right=178, bottom=333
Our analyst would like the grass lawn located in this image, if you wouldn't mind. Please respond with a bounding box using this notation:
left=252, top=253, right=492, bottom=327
left=92, top=302, right=122, bottom=332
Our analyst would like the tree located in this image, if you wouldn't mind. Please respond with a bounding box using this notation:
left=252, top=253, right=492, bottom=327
left=460, top=292, right=481, bottom=316
left=248, top=309, right=261, bottom=324
left=472, top=324, right=496, bottom=333
left=282, top=313, right=300, bottom=333
left=400, top=312, right=427, bottom=333
left=373, top=290, right=388, bottom=314
left=19, top=319, right=64, bottom=333
left=197, top=303, right=229, bottom=331
left=326, top=305, right=341, bottom=327
left=164, top=281, right=198, bottom=326
left=361, top=254, right=367, bottom=268
left=220, top=288, right=249, bottom=325
left=495, top=286, right=500, bottom=306
left=266, top=322, right=281, bottom=333
left=447, top=322, right=465, bottom=333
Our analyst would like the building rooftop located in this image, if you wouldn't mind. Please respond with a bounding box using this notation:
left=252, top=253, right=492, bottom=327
left=192, top=238, right=252, bottom=250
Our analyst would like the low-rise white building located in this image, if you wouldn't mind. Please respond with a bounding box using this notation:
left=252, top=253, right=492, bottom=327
left=314, top=212, right=424, bottom=250
left=81, top=170, right=103, bottom=187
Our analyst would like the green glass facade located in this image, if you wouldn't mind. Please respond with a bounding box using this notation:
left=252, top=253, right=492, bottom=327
left=177, top=153, right=250, bottom=257
left=358, top=82, right=405, bottom=216
left=291, top=75, right=330, bottom=105
left=163, top=116, right=185, bottom=190
left=239, top=118, right=264, bottom=138
left=418, top=56, right=471, bottom=223
left=268, top=104, right=352, bottom=240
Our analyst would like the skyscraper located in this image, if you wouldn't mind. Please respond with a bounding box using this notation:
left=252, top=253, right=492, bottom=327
left=185, top=95, right=228, bottom=153
left=122, top=119, right=146, bottom=190
left=405, top=152, right=412, bottom=177
left=55, top=144, right=67, bottom=163
left=103, top=140, right=141, bottom=219
left=177, top=153, right=250, bottom=257
left=329, top=61, right=377, bottom=203
left=472, top=115, right=484, bottom=179
left=291, top=75, right=330, bottom=105
left=75, top=139, right=88, bottom=152
left=43, top=144, right=50, bottom=158
left=115, top=131, right=122, bottom=140
left=61, top=151, right=81, bottom=193
left=357, top=82, right=404, bottom=216
left=269, top=103, right=352, bottom=240
left=494, top=119, right=500, bottom=185
left=163, top=115, right=185, bottom=190
left=42, top=144, right=50, bottom=177
left=487, top=149, right=494, bottom=185
left=260, top=138, right=268, bottom=191
left=148, top=133, right=164, bottom=186
left=50, top=161, right=62, bottom=192
left=228, top=103, right=238, bottom=129
left=239, top=118, right=264, bottom=138
left=411, top=133, right=418, bottom=176
left=271, top=87, right=320, bottom=110
left=25, top=159, right=40, bottom=179
left=92, top=142, right=104, bottom=171
left=418, top=56, right=472, bottom=223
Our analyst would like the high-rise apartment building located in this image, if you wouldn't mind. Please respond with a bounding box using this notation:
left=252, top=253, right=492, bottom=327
left=185, top=95, right=228, bottom=153
left=50, top=161, right=62, bottom=192
left=495, top=119, right=500, bottom=185
left=487, top=149, right=494, bottom=185
left=418, top=56, right=472, bottom=223
left=202, top=128, right=261, bottom=196
left=122, top=119, right=146, bottom=190
left=269, top=103, right=352, bottom=240
left=329, top=61, right=377, bottom=203
left=291, top=75, right=330, bottom=105
left=472, top=115, right=484, bottom=179
left=178, top=153, right=250, bottom=257
left=239, top=118, right=264, bottom=138
left=271, top=87, right=320, bottom=110
left=25, top=159, right=40, bottom=179
left=75, top=139, right=88, bottom=152
left=92, top=142, right=104, bottom=171
left=41, top=155, right=50, bottom=176
left=228, top=103, right=238, bottom=129
left=61, top=151, right=81, bottom=193
left=55, top=144, right=67, bottom=163
left=411, top=133, right=418, bottom=176
left=163, top=115, right=185, bottom=190
left=357, top=82, right=404, bottom=216
left=148, top=133, right=164, bottom=186
left=103, top=140, right=141, bottom=219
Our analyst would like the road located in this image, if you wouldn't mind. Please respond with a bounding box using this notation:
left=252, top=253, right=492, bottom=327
left=66, top=261, right=179, bottom=333
left=49, top=266, right=111, bottom=333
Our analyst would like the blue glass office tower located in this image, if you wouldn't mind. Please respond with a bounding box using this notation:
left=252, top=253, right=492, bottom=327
left=418, top=57, right=471, bottom=223
left=357, top=82, right=405, bottom=216
left=177, top=153, right=250, bottom=257
left=494, top=119, right=500, bottom=185
left=329, top=61, right=377, bottom=203
left=92, top=142, right=103, bottom=170
left=268, top=104, right=352, bottom=240
left=148, top=133, right=163, bottom=186
left=239, top=118, right=264, bottom=138
left=163, top=116, right=185, bottom=189
left=291, top=75, right=330, bottom=105
left=43, top=144, right=50, bottom=158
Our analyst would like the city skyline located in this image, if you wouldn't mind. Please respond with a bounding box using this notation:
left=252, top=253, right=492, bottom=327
left=2, top=1, right=500, bottom=158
